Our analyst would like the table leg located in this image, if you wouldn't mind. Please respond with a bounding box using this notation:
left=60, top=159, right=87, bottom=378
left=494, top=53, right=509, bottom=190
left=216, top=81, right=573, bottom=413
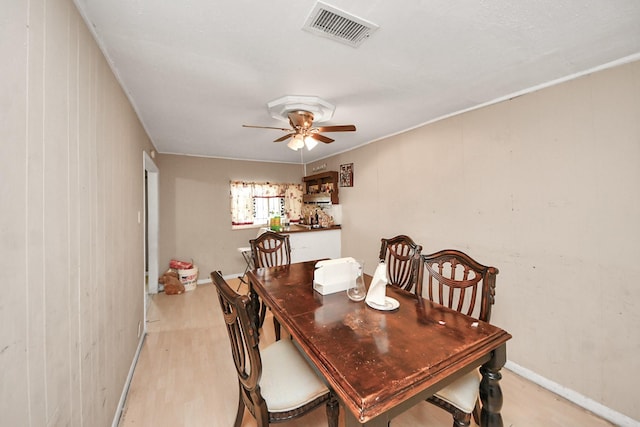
left=479, top=344, right=507, bottom=427
left=344, top=411, right=388, bottom=427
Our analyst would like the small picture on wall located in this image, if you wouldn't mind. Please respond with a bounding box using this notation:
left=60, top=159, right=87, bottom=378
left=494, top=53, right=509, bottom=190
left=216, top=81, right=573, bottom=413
left=339, top=163, right=353, bottom=187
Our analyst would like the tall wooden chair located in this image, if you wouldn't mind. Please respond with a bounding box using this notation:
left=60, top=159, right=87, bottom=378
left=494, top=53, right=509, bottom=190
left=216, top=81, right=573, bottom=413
left=249, top=230, right=291, bottom=340
left=416, top=249, right=499, bottom=427
left=211, top=272, right=339, bottom=427
left=378, top=235, right=422, bottom=291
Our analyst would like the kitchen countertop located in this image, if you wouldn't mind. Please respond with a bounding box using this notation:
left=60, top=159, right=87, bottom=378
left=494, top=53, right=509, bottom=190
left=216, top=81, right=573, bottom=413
left=277, top=224, right=341, bottom=234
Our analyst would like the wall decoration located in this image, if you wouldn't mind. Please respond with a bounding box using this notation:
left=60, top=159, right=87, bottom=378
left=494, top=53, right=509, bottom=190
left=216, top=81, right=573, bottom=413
left=339, top=163, right=353, bottom=187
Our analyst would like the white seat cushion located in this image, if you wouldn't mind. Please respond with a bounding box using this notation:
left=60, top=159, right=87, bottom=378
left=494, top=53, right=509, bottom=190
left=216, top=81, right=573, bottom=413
left=434, top=369, right=481, bottom=414
left=260, top=339, right=329, bottom=413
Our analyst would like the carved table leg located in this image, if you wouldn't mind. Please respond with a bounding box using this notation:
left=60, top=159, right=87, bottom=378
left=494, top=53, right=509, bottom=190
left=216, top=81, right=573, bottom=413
left=343, top=410, right=388, bottom=427
left=326, top=395, right=339, bottom=427
left=479, top=344, right=507, bottom=427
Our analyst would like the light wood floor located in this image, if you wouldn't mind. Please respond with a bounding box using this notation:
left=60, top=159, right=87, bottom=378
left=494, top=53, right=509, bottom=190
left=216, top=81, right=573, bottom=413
left=118, top=280, right=614, bottom=427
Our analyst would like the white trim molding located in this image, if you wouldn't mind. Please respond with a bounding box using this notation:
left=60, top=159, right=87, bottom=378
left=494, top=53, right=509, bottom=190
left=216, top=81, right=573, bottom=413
left=143, top=151, right=160, bottom=295
left=112, top=332, right=147, bottom=427
left=505, top=361, right=640, bottom=427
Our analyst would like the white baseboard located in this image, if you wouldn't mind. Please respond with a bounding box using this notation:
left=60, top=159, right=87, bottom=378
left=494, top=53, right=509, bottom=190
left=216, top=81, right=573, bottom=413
left=112, top=331, right=147, bottom=427
left=505, top=361, right=639, bottom=427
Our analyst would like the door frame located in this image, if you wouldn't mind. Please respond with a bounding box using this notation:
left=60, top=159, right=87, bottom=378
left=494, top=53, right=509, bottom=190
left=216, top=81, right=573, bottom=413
left=143, top=151, right=159, bottom=301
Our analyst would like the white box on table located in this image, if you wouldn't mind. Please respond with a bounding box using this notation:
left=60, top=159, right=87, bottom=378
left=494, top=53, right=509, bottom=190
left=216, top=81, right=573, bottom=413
left=313, top=257, right=358, bottom=295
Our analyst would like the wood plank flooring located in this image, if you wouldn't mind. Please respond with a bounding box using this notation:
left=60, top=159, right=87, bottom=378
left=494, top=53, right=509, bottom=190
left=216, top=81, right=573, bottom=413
left=118, top=280, right=614, bottom=427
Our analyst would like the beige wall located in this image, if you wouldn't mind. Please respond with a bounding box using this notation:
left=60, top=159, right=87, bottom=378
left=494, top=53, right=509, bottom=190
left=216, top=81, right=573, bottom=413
left=1, top=0, right=155, bottom=425
left=307, top=60, right=640, bottom=421
left=156, top=154, right=304, bottom=278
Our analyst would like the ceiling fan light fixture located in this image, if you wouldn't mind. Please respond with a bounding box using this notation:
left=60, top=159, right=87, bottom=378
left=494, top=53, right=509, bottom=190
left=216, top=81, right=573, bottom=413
left=244, top=101, right=356, bottom=151
left=287, top=134, right=305, bottom=151
left=304, top=136, right=318, bottom=150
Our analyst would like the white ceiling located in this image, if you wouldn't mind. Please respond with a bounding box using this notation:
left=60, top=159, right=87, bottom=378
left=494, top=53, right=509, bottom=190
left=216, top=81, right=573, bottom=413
left=73, top=0, right=640, bottom=164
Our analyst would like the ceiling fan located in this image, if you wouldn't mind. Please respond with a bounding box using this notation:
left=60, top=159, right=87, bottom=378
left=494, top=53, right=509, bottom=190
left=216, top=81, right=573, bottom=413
left=243, top=110, right=356, bottom=151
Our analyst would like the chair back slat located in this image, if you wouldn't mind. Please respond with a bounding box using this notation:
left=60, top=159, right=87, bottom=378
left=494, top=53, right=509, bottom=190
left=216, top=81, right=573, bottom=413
left=379, top=235, right=422, bottom=291
left=417, top=250, right=498, bottom=322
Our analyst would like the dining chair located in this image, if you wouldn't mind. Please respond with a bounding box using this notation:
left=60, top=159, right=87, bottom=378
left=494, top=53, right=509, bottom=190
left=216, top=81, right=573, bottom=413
left=250, top=230, right=291, bottom=269
left=416, top=249, right=499, bottom=427
left=249, top=230, right=291, bottom=340
left=211, top=271, right=339, bottom=427
left=378, top=235, right=423, bottom=291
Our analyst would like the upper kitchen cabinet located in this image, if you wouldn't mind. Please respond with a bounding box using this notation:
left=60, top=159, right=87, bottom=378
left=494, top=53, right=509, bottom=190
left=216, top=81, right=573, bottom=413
left=303, top=171, right=339, bottom=204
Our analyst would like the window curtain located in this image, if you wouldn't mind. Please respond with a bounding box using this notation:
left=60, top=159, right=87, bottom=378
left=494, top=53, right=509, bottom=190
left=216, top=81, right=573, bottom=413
left=230, top=181, right=303, bottom=225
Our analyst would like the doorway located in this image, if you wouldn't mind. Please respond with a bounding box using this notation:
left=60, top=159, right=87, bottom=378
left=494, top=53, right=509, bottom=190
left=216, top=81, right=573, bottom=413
left=143, top=151, right=159, bottom=311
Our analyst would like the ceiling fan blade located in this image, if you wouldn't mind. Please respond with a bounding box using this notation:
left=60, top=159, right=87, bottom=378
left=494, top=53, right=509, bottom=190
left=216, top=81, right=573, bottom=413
left=274, top=133, right=295, bottom=142
left=310, top=133, right=334, bottom=144
left=243, top=124, right=292, bottom=132
left=315, top=125, right=356, bottom=133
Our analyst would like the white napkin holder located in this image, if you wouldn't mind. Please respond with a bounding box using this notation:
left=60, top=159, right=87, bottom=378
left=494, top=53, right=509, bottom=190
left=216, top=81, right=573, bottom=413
left=313, top=257, right=358, bottom=295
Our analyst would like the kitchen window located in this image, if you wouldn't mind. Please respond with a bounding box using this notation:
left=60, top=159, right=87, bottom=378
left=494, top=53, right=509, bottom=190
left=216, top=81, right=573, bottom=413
left=230, top=181, right=303, bottom=228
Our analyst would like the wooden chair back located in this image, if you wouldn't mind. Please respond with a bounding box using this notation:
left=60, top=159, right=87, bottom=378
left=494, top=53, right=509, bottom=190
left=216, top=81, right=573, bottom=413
left=210, top=271, right=265, bottom=418
left=379, top=235, right=422, bottom=291
left=250, top=231, right=291, bottom=268
left=417, top=249, right=499, bottom=322
left=249, top=231, right=290, bottom=340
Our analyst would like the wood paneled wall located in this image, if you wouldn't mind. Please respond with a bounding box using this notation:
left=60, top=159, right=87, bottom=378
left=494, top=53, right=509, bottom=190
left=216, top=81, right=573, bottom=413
left=1, top=0, right=154, bottom=425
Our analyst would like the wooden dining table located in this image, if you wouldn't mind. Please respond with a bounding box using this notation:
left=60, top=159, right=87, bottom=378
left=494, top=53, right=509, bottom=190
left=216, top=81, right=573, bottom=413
left=247, top=260, right=512, bottom=427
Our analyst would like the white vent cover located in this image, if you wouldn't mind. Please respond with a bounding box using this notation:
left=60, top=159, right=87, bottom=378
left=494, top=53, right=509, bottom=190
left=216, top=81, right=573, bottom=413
left=303, top=1, right=379, bottom=47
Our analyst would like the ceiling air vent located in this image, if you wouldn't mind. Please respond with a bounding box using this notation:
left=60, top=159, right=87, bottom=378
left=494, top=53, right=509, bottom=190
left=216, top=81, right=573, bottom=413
left=303, top=1, right=379, bottom=48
